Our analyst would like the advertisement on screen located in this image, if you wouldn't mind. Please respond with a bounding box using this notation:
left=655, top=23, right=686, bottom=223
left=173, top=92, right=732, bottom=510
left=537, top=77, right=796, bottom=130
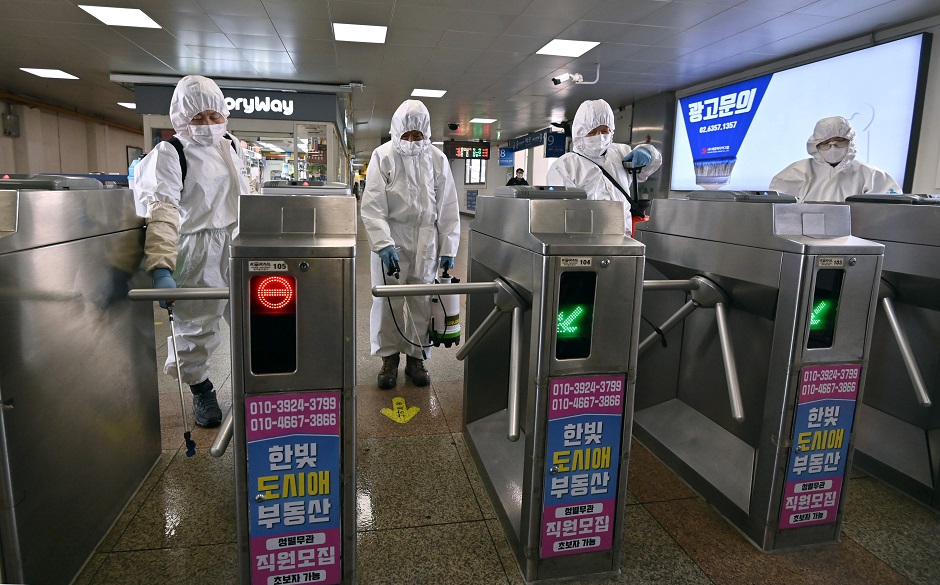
left=671, top=35, right=926, bottom=192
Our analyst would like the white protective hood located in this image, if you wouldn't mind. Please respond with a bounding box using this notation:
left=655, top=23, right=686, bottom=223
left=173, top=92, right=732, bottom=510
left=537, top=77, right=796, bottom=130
left=169, top=75, right=230, bottom=141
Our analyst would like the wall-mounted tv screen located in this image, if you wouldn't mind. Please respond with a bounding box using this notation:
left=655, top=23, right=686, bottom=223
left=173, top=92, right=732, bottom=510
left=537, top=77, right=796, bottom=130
left=671, top=34, right=930, bottom=193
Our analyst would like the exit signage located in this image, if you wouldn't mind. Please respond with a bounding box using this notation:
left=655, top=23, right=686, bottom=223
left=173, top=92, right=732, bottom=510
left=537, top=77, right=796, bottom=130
left=444, top=141, right=490, bottom=159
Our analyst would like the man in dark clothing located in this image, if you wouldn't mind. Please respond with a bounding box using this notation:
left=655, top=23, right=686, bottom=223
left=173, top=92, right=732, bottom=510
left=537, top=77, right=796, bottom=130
left=506, top=168, right=528, bottom=186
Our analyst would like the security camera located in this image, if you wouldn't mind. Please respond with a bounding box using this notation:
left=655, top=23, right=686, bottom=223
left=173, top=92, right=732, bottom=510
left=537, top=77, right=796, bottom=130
left=447, top=123, right=459, bottom=131
left=552, top=77, right=562, bottom=86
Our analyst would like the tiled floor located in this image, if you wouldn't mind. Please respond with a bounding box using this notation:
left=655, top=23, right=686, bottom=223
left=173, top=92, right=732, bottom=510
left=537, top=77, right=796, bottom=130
left=74, top=214, right=940, bottom=585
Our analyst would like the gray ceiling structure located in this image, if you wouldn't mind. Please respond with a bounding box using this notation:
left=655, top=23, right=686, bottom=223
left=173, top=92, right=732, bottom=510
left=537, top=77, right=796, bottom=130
left=4, top=0, right=940, bottom=158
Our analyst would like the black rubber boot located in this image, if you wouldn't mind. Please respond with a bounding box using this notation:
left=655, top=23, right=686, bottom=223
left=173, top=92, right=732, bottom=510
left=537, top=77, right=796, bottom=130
left=377, top=354, right=400, bottom=389
left=405, top=356, right=430, bottom=387
left=190, top=379, right=222, bottom=428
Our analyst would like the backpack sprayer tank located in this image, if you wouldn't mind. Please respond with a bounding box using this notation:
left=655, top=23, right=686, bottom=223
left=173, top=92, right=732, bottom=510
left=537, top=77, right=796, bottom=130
left=429, top=269, right=461, bottom=347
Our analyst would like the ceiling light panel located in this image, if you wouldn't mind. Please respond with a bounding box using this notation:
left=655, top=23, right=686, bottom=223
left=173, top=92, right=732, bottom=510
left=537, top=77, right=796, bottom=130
left=79, top=5, right=162, bottom=28
left=536, top=39, right=599, bottom=58
left=411, top=89, right=447, bottom=98
left=469, top=118, right=496, bottom=124
left=20, top=68, right=78, bottom=79
left=333, top=23, right=388, bottom=44
left=117, top=102, right=136, bottom=109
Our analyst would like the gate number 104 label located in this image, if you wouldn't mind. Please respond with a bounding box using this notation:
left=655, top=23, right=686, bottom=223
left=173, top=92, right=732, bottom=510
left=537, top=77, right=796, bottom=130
left=560, top=257, right=592, bottom=267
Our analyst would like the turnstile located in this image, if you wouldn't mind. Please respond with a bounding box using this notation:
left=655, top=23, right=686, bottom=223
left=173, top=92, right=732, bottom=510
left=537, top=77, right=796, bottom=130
left=231, top=195, right=357, bottom=584
left=0, top=179, right=159, bottom=584
left=633, top=194, right=883, bottom=550
left=846, top=194, right=940, bottom=509
left=260, top=180, right=351, bottom=196
left=463, top=187, right=645, bottom=581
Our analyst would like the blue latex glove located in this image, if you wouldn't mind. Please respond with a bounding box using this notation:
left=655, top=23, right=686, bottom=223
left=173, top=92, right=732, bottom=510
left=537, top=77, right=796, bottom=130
left=152, top=268, right=177, bottom=309
left=377, top=245, right=399, bottom=272
left=623, top=148, right=652, bottom=169
left=440, top=256, right=454, bottom=271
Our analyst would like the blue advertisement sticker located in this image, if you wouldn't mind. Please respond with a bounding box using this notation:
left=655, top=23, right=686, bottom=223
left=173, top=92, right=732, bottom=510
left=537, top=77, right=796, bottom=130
left=678, top=74, right=773, bottom=188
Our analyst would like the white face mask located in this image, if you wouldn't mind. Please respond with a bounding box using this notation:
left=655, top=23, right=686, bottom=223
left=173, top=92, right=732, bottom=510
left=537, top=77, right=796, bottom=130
left=821, top=146, right=847, bottom=165
left=580, top=134, right=612, bottom=157
left=190, top=123, right=226, bottom=146
left=397, top=139, right=427, bottom=157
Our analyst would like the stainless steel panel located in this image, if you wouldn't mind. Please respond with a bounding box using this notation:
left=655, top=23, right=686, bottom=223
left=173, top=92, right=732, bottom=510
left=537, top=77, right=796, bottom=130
left=0, top=188, right=143, bottom=255
left=639, top=231, right=784, bottom=289
left=472, top=195, right=642, bottom=256
left=638, top=199, right=881, bottom=256
left=855, top=405, right=933, bottom=487
left=0, top=226, right=159, bottom=584
left=630, top=92, right=675, bottom=200
left=237, top=194, right=357, bottom=236
left=849, top=200, right=940, bottom=248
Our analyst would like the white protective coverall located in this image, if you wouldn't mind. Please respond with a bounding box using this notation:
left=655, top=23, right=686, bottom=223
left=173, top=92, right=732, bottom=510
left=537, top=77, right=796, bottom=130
left=133, top=75, right=249, bottom=385
left=769, top=116, right=901, bottom=203
left=361, top=100, right=460, bottom=359
left=546, top=99, right=662, bottom=236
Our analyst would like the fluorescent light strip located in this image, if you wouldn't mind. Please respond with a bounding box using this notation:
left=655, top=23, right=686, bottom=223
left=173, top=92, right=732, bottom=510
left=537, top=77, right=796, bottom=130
left=21, top=68, right=78, bottom=79
left=79, top=5, right=161, bottom=28
left=333, top=23, right=387, bottom=44
left=469, top=118, right=496, bottom=124
left=537, top=39, right=599, bottom=58
left=412, top=89, right=446, bottom=98
left=117, top=102, right=136, bottom=109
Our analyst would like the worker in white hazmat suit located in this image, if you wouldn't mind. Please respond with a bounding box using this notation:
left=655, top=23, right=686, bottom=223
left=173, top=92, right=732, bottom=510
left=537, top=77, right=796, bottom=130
left=133, top=75, right=249, bottom=427
left=770, top=116, right=901, bottom=203
left=361, top=100, right=460, bottom=389
left=547, top=99, right=662, bottom=236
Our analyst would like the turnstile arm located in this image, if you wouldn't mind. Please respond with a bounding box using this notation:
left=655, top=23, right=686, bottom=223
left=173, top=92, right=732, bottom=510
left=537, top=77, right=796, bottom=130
left=507, top=306, right=524, bottom=442
left=455, top=305, right=504, bottom=361
left=640, top=275, right=746, bottom=421
left=714, top=301, right=745, bottom=422
left=210, top=408, right=234, bottom=457
left=372, top=281, right=499, bottom=297
left=880, top=296, right=932, bottom=407
left=128, top=287, right=230, bottom=301
left=638, top=299, right=699, bottom=355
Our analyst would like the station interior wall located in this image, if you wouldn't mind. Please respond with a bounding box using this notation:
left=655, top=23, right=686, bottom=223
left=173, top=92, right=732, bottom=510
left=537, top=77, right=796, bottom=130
left=0, top=100, right=143, bottom=175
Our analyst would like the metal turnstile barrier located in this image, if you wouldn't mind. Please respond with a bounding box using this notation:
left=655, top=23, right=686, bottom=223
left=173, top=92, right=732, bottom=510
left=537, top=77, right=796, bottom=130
left=231, top=194, right=357, bottom=584
left=0, top=179, right=159, bottom=584
left=633, top=194, right=884, bottom=550
left=373, top=186, right=646, bottom=581
left=846, top=194, right=940, bottom=509
left=260, top=180, right=351, bottom=196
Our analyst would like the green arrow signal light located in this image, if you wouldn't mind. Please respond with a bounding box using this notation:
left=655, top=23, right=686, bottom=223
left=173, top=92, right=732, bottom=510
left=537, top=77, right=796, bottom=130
left=557, top=305, right=586, bottom=338
left=810, top=299, right=834, bottom=330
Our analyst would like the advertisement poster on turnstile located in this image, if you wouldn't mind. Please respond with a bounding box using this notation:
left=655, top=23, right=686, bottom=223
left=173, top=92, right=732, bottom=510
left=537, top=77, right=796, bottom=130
left=246, top=392, right=342, bottom=584
left=779, top=364, right=861, bottom=530
left=541, top=374, right=626, bottom=557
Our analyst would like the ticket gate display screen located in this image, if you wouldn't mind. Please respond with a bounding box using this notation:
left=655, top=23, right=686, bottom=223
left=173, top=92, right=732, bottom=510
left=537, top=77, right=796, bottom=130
left=556, top=272, right=597, bottom=360
left=807, top=269, right=844, bottom=349
left=250, top=275, right=297, bottom=374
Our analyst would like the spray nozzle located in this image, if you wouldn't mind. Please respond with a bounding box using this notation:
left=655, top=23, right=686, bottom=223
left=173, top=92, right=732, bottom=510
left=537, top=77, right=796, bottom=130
left=387, top=257, right=400, bottom=280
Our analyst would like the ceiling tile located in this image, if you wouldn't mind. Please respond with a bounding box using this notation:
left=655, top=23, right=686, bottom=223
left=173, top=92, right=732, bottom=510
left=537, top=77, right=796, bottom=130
left=272, top=18, right=333, bottom=40
left=389, top=4, right=456, bottom=30
left=179, top=45, right=236, bottom=60
left=425, top=60, right=469, bottom=74
left=239, top=49, right=295, bottom=64
left=280, top=37, right=337, bottom=56
left=450, top=10, right=517, bottom=34
left=197, top=0, right=269, bottom=17
left=735, top=0, right=817, bottom=9
left=465, top=51, right=530, bottom=76
left=426, top=46, right=484, bottom=64
left=492, top=34, right=549, bottom=53
left=741, top=12, right=835, bottom=42
left=250, top=62, right=299, bottom=77
left=560, top=21, right=681, bottom=45
left=582, top=0, right=674, bottom=24
left=795, top=0, right=893, bottom=17
left=386, top=27, right=445, bottom=47
left=293, top=63, right=342, bottom=80
left=226, top=34, right=287, bottom=51
left=502, top=15, right=572, bottom=38
left=149, top=11, right=222, bottom=33
left=335, top=42, right=387, bottom=68
left=210, top=15, right=279, bottom=36
left=175, top=30, right=236, bottom=47
left=638, top=1, right=737, bottom=29
left=132, top=0, right=206, bottom=12
left=521, top=0, right=605, bottom=19
left=439, top=30, right=500, bottom=49
left=411, top=0, right=529, bottom=15
left=329, top=1, right=395, bottom=26
left=262, top=0, right=330, bottom=18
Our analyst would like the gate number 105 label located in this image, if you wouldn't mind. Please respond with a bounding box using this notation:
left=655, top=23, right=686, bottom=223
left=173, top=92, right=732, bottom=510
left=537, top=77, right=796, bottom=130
left=249, top=260, right=289, bottom=272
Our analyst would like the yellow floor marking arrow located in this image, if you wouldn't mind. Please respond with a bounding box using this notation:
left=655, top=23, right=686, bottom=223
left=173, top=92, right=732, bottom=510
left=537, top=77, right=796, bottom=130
left=380, top=397, right=420, bottom=424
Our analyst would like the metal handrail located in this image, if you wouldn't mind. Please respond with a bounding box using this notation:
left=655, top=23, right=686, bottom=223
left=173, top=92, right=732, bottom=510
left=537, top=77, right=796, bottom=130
left=128, top=287, right=230, bottom=301
left=210, top=409, right=235, bottom=457
left=881, top=296, right=931, bottom=407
